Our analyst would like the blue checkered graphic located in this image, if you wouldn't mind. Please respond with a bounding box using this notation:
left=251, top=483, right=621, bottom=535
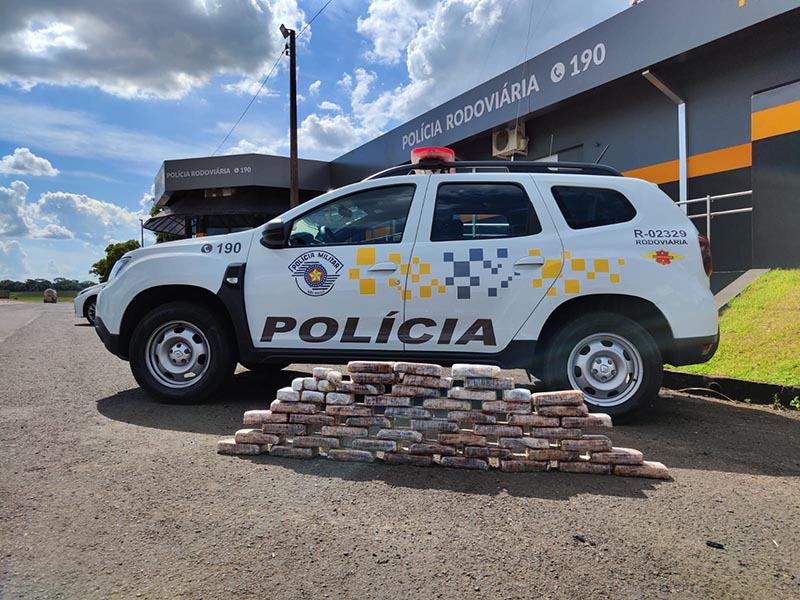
left=443, top=247, right=525, bottom=299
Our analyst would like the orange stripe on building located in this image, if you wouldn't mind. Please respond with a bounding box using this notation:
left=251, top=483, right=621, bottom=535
left=622, top=160, right=679, bottom=185
left=688, top=143, right=751, bottom=178
left=752, top=99, right=800, bottom=141
left=622, top=99, right=799, bottom=184
left=623, top=144, right=751, bottom=184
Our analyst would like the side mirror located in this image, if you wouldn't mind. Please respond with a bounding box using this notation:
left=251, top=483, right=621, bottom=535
left=261, top=218, right=288, bottom=248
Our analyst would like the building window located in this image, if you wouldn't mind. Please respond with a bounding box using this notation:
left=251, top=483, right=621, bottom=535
left=430, top=183, right=541, bottom=241
left=551, top=186, right=636, bottom=229
left=288, top=185, right=415, bottom=246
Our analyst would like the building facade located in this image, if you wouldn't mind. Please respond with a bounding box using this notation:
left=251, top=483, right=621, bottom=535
left=149, top=0, right=800, bottom=271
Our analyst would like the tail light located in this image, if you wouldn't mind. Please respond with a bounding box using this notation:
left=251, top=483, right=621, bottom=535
left=698, top=234, right=712, bottom=277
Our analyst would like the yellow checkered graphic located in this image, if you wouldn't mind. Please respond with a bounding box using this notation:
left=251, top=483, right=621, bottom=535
left=349, top=247, right=445, bottom=300
left=540, top=250, right=624, bottom=297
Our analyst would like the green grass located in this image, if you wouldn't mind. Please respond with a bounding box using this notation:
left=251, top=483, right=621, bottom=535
left=679, top=269, right=800, bottom=386
left=6, top=291, right=79, bottom=302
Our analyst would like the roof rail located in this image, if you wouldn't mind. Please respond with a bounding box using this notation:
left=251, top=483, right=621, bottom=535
left=365, top=159, right=622, bottom=180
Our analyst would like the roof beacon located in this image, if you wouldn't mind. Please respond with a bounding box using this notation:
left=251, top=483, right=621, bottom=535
left=411, top=146, right=455, bottom=174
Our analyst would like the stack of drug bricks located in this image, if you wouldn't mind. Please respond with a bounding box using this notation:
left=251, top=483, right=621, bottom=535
left=218, top=361, right=669, bottom=480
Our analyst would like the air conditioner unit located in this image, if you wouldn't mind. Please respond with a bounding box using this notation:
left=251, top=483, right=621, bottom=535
left=492, top=123, right=529, bottom=158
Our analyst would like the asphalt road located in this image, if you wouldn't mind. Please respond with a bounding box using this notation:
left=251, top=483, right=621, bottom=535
left=1, top=303, right=799, bottom=599
left=0, top=302, right=52, bottom=344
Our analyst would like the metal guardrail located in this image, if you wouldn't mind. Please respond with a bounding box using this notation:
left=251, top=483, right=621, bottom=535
left=676, top=190, right=752, bottom=243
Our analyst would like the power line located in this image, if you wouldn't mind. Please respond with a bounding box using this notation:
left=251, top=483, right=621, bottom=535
left=212, top=50, right=284, bottom=156
left=298, top=0, right=335, bottom=38
left=211, top=0, right=336, bottom=156
left=515, top=0, right=552, bottom=130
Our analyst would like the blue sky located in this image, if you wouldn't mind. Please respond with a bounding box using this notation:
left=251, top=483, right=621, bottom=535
left=0, top=0, right=630, bottom=282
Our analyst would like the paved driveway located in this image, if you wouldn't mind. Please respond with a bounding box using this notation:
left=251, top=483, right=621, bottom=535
left=1, top=303, right=799, bottom=599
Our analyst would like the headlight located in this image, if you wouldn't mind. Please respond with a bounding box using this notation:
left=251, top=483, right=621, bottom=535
left=109, top=256, right=131, bottom=281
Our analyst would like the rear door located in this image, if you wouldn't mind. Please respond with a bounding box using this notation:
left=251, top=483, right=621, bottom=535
left=401, top=173, right=563, bottom=353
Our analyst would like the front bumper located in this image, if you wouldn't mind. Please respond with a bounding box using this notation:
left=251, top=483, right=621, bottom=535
left=95, top=316, right=127, bottom=360
left=664, top=331, right=719, bottom=366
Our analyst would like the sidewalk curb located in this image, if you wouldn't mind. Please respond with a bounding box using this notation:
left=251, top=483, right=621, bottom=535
left=664, top=369, right=800, bottom=406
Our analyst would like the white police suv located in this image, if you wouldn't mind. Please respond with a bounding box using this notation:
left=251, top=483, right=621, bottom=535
left=95, top=148, right=718, bottom=417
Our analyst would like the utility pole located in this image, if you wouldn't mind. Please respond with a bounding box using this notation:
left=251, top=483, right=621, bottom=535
left=281, top=24, right=299, bottom=208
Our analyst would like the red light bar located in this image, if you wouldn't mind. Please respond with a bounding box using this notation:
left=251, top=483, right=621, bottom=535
left=411, top=147, right=455, bottom=164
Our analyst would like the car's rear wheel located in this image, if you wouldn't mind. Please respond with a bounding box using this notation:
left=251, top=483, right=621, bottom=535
left=130, top=302, right=236, bottom=404
left=84, top=297, right=97, bottom=326
left=541, top=312, right=662, bottom=419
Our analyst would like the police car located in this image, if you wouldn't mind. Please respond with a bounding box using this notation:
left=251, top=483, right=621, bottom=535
left=95, top=147, right=718, bottom=417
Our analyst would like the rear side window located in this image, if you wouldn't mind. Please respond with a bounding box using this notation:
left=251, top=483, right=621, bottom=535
left=431, top=183, right=541, bottom=241
left=551, top=186, right=636, bottom=229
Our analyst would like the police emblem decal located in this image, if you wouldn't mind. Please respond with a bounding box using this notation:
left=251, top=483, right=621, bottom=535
left=288, top=251, right=343, bottom=296
left=304, top=264, right=327, bottom=288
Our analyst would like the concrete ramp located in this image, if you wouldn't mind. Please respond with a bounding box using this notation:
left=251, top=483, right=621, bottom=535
left=714, top=269, right=769, bottom=310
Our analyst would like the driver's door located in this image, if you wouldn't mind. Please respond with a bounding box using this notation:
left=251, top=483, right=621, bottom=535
left=245, top=182, right=425, bottom=351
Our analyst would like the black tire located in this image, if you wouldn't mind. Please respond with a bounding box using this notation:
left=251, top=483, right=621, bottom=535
left=541, top=312, right=662, bottom=419
left=129, top=301, right=236, bottom=404
left=84, top=297, right=97, bottom=326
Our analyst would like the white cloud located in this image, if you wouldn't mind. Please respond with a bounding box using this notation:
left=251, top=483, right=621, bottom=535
left=0, top=1, right=307, bottom=99
left=0, top=180, right=34, bottom=237
left=0, top=240, right=29, bottom=279
left=19, top=21, right=87, bottom=54
left=37, top=223, right=74, bottom=239
left=225, top=138, right=283, bottom=155
left=299, top=113, right=369, bottom=152
left=217, top=120, right=285, bottom=156
left=0, top=179, right=142, bottom=243
left=138, top=190, right=155, bottom=213
left=28, top=191, right=141, bottom=243
left=356, top=0, right=436, bottom=64
left=308, top=80, right=321, bottom=95
left=223, top=77, right=279, bottom=97
left=318, top=101, right=342, bottom=111
left=0, top=147, right=59, bottom=176
left=0, top=99, right=201, bottom=170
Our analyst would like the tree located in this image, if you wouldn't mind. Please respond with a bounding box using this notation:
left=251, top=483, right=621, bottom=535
left=25, top=278, right=52, bottom=291
left=90, top=240, right=140, bottom=282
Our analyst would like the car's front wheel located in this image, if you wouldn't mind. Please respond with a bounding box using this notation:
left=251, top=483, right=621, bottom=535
left=129, top=302, right=236, bottom=404
left=541, top=312, right=662, bottom=419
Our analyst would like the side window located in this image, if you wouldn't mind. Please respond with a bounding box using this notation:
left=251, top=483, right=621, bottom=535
left=431, top=183, right=541, bottom=241
left=288, top=185, right=415, bottom=246
left=551, top=186, right=636, bottom=229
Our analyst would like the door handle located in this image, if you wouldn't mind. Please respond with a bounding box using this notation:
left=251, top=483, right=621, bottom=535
left=513, top=256, right=545, bottom=266
left=368, top=262, right=398, bottom=272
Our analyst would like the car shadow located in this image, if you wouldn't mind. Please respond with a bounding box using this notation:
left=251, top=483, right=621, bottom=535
left=96, top=369, right=302, bottom=436
left=96, top=370, right=800, bottom=480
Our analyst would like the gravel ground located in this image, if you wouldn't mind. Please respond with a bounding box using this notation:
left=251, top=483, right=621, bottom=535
left=1, top=303, right=799, bottom=600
